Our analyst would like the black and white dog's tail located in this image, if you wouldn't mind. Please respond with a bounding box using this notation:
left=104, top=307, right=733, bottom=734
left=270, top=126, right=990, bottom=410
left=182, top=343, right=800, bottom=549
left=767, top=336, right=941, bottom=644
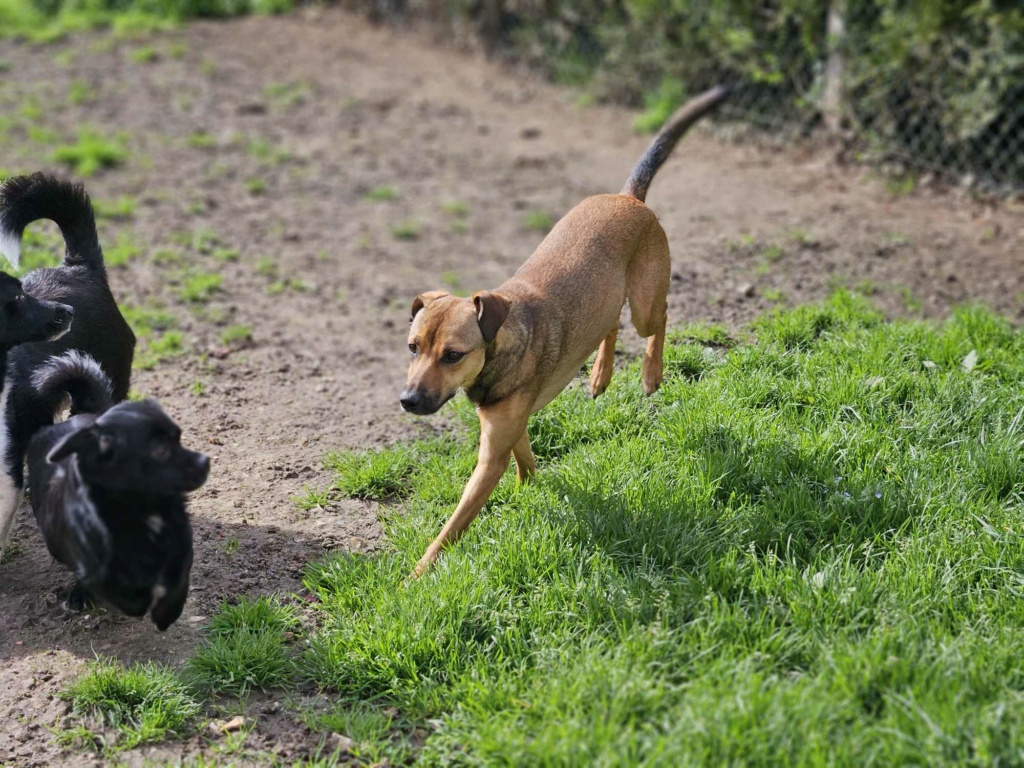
left=32, top=351, right=114, bottom=418
left=0, top=173, right=104, bottom=273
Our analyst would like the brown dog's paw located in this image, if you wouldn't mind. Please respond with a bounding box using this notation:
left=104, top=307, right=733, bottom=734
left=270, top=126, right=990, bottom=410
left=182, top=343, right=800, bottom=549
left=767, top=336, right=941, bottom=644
left=642, top=371, right=663, bottom=396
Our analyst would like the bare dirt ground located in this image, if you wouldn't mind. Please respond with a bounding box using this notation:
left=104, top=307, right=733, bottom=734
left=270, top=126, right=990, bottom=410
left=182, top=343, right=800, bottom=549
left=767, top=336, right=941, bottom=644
left=0, top=7, right=1022, bottom=765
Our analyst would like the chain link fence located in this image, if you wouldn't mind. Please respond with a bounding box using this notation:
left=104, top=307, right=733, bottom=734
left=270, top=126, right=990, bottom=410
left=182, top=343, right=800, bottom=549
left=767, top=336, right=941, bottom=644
left=343, top=0, right=1024, bottom=195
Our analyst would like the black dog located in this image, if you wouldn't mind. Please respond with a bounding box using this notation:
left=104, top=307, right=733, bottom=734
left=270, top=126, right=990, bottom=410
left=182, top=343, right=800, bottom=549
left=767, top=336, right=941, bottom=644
left=0, top=173, right=135, bottom=559
left=28, top=352, right=209, bottom=630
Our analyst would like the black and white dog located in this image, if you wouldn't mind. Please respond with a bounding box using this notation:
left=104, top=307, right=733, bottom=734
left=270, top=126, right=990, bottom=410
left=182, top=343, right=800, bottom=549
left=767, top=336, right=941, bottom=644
left=29, top=352, right=209, bottom=630
left=0, top=173, right=135, bottom=560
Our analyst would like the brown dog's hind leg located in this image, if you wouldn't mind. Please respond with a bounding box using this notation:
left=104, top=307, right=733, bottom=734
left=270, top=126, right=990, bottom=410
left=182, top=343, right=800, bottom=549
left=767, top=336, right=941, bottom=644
left=512, top=430, right=536, bottom=483
left=626, top=228, right=671, bottom=395
left=412, top=394, right=532, bottom=578
left=589, top=327, right=618, bottom=398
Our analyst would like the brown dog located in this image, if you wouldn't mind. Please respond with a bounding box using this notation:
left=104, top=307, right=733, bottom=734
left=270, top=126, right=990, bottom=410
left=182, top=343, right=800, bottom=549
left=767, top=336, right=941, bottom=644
left=401, top=86, right=729, bottom=576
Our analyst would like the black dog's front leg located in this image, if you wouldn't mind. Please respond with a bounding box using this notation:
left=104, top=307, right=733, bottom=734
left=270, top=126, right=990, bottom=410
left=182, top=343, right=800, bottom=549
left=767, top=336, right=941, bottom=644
left=68, top=581, right=95, bottom=612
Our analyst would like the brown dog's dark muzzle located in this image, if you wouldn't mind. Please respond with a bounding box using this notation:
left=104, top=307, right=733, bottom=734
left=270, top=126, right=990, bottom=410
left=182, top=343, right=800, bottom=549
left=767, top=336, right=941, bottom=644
left=400, top=389, right=447, bottom=416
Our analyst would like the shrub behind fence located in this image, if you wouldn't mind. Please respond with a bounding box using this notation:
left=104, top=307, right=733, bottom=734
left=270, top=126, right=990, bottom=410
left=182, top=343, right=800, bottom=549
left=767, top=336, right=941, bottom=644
left=347, top=0, right=1024, bottom=194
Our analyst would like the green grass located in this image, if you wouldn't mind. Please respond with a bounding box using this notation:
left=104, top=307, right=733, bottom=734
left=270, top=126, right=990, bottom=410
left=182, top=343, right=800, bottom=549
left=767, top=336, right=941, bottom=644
left=522, top=210, right=554, bottom=232
left=67, top=79, right=96, bottom=104
left=129, top=44, right=157, bottom=63
left=53, top=129, right=127, bottom=176
left=245, top=177, right=267, bottom=195
left=180, top=272, right=222, bottom=303
left=390, top=220, right=421, bottom=241
left=220, top=324, right=252, bottom=345
left=104, top=231, right=141, bottom=267
left=124, top=304, right=183, bottom=370
left=188, top=597, right=299, bottom=697
left=60, top=659, right=200, bottom=754
left=93, top=195, right=136, bottom=220
left=187, top=131, right=216, bottom=149
left=362, top=186, right=398, bottom=202
left=633, top=75, right=685, bottom=134
left=285, top=291, right=1024, bottom=764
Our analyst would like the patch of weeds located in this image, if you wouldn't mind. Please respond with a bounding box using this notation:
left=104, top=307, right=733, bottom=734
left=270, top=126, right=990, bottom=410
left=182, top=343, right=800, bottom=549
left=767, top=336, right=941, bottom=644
left=886, top=173, right=916, bottom=197
left=105, top=232, right=141, bottom=267
left=27, top=126, right=58, bottom=145
left=19, top=98, right=41, bottom=121
left=854, top=279, right=879, bottom=296
left=451, top=220, right=469, bottom=234
left=68, top=79, right=95, bottom=105
left=297, top=485, right=333, bottom=510
left=255, top=257, right=278, bottom=278
left=0, top=540, right=21, bottom=564
left=187, top=131, right=216, bottom=149
left=266, top=278, right=307, bottom=295
left=212, top=247, right=240, bottom=263
left=441, top=271, right=465, bottom=296
left=188, top=597, right=299, bottom=697
left=390, top=220, right=420, bottom=241
left=152, top=248, right=185, bottom=265
left=362, top=186, right=397, bottom=202
left=247, top=138, right=289, bottom=164
left=180, top=272, right=222, bottom=303
left=523, top=211, right=553, bottom=232
left=220, top=324, right=252, bottom=346
left=130, top=45, right=158, bottom=63
left=135, top=331, right=184, bottom=370
left=223, top=538, right=240, bottom=557
left=191, top=228, right=218, bottom=254
left=53, top=130, right=127, bottom=176
left=900, top=286, right=924, bottom=313
left=168, top=42, right=187, bottom=58
left=263, top=80, right=313, bottom=108
left=245, top=177, right=267, bottom=195
left=60, top=659, right=199, bottom=754
left=763, top=287, right=787, bottom=304
left=441, top=200, right=469, bottom=217
left=323, top=445, right=418, bottom=501
left=633, top=76, right=684, bottom=133
left=93, top=196, right=136, bottom=220
left=189, top=380, right=205, bottom=396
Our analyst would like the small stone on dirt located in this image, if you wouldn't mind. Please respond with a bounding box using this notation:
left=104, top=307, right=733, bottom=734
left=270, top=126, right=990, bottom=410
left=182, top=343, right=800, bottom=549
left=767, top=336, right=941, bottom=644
left=327, top=733, right=353, bottom=753
left=737, top=282, right=756, bottom=299
left=219, top=715, right=247, bottom=733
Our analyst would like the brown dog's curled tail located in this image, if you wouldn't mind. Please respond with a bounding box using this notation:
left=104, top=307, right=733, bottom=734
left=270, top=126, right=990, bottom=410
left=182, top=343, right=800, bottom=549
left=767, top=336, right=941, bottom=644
left=621, top=84, right=731, bottom=203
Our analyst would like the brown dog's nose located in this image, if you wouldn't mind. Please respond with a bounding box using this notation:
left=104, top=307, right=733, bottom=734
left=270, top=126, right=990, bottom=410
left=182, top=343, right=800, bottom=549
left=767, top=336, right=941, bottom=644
left=400, top=390, right=423, bottom=413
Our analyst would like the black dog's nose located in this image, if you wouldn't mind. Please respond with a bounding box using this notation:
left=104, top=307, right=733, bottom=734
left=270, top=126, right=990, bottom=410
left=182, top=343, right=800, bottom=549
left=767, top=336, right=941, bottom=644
left=400, top=390, right=423, bottom=413
left=53, top=304, right=74, bottom=325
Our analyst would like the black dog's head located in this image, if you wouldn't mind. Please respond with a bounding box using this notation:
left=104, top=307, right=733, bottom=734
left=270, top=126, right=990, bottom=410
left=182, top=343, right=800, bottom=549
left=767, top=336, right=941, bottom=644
left=0, top=271, right=74, bottom=346
left=48, top=399, right=210, bottom=493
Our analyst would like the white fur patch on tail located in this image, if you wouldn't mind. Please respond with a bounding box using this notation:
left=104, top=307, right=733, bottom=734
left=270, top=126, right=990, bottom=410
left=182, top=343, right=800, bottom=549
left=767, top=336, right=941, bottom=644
left=0, top=223, right=21, bottom=269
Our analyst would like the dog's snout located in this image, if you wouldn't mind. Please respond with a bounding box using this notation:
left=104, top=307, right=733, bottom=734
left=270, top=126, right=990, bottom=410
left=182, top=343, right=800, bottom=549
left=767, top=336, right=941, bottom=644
left=400, top=390, right=423, bottom=413
left=53, top=304, right=74, bottom=325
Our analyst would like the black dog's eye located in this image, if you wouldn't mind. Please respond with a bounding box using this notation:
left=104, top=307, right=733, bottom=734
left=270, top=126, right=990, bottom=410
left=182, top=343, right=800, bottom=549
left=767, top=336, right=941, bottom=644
left=152, top=440, right=172, bottom=461
left=4, top=295, right=21, bottom=315
left=441, top=350, right=465, bottom=364
left=408, top=343, right=418, bottom=356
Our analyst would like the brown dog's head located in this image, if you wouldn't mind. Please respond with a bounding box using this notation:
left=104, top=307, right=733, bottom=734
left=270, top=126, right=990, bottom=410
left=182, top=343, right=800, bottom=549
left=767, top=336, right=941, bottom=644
left=400, top=290, right=510, bottom=415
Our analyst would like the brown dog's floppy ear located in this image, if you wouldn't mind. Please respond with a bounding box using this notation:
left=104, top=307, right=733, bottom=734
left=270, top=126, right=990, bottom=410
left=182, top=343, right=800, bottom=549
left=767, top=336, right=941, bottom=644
left=410, top=291, right=449, bottom=322
left=473, top=291, right=511, bottom=344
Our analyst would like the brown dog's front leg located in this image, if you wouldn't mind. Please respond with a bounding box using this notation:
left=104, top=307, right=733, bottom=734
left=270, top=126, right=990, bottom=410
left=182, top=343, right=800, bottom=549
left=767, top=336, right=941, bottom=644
left=412, top=396, right=531, bottom=578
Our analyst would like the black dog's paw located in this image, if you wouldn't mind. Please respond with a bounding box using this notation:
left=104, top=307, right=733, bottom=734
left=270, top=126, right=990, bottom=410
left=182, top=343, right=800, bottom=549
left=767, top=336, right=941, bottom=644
left=66, top=582, right=95, bottom=612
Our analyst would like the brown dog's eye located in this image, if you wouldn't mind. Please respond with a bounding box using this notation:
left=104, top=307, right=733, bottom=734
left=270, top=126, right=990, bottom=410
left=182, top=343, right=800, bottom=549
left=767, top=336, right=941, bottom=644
left=408, top=343, right=418, bottom=356
left=441, top=350, right=465, bottom=364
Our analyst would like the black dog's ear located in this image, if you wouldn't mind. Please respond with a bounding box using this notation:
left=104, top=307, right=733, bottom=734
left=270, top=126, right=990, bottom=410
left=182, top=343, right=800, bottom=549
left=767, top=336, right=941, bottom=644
left=410, top=291, right=449, bottom=322
left=47, top=427, right=112, bottom=464
left=473, top=291, right=511, bottom=343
